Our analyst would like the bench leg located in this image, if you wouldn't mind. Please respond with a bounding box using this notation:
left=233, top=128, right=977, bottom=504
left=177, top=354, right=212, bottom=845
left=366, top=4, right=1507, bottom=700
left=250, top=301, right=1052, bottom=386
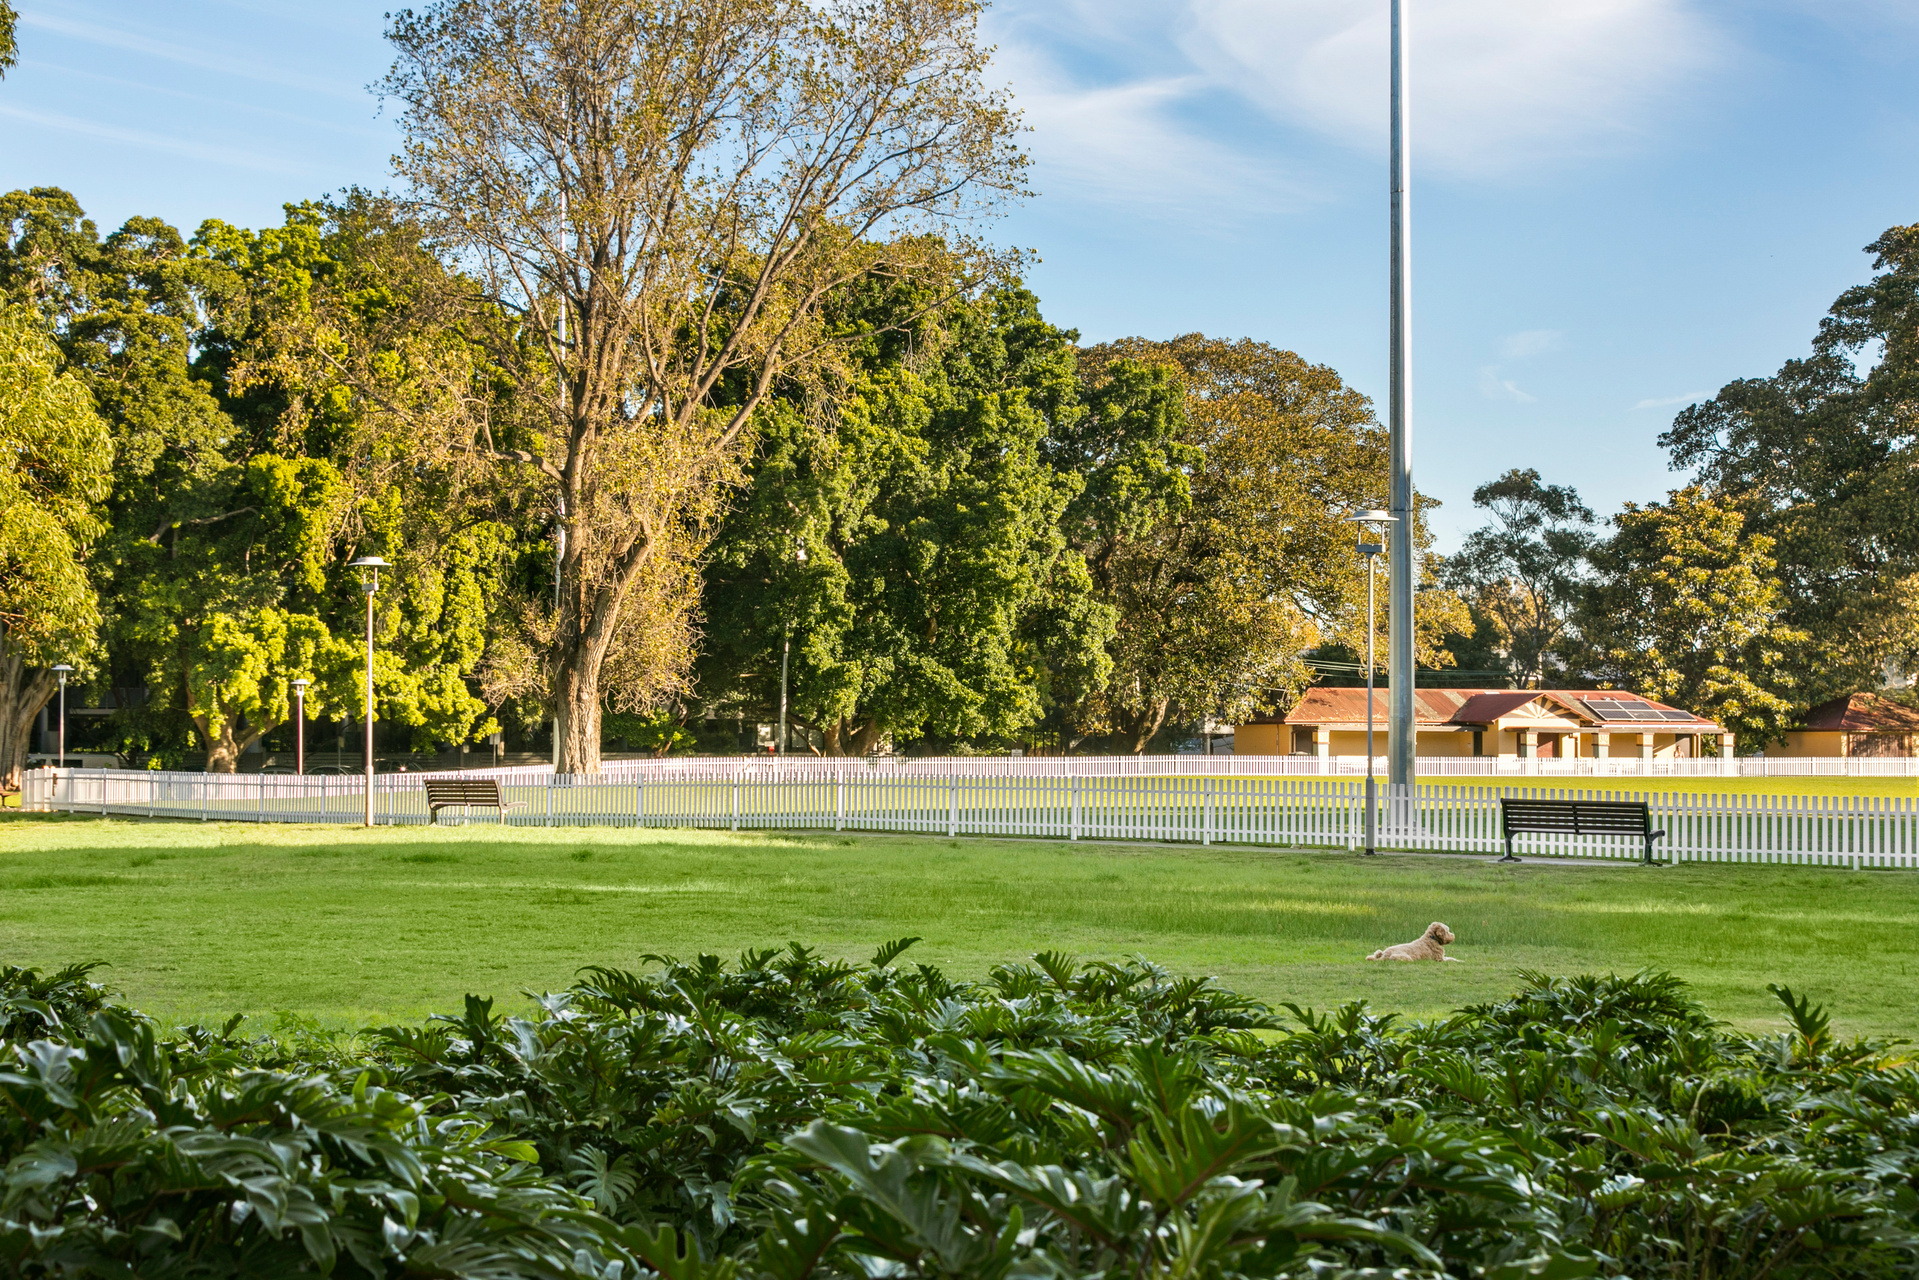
left=1497, top=833, right=1522, bottom=863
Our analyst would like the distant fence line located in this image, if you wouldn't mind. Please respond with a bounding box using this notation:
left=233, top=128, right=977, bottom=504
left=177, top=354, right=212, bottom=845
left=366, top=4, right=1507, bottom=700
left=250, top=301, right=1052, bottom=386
left=22, top=765, right=1919, bottom=869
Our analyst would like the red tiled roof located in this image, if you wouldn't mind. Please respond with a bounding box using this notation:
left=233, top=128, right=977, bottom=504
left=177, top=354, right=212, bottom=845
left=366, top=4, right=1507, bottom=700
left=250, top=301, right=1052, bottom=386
left=1797, top=693, right=1919, bottom=733
left=1275, top=687, right=1721, bottom=729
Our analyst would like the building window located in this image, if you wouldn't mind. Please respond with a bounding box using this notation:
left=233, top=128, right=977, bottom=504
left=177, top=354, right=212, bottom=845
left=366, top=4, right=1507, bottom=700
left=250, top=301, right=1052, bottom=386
left=1471, top=730, right=1483, bottom=757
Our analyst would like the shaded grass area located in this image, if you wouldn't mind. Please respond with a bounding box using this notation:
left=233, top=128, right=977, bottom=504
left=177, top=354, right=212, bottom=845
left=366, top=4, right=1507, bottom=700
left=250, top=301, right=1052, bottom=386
left=0, top=812, right=1913, bottom=1037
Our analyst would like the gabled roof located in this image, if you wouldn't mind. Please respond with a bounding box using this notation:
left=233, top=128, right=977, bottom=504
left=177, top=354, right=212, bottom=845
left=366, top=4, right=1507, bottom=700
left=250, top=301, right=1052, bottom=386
left=1275, top=687, right=1721, bottom=730
left=1797, top=693, right=1919, bottom=733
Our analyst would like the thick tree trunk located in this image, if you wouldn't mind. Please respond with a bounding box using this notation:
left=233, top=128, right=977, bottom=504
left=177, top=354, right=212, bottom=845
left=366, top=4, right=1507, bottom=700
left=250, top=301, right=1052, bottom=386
left=193, top=711, right=275, bottom=774
left=821, top=717, right=885, bottom=757
left=0, top=641, right=58, bottom=793
left=1124, top=699, right=1170, bottom=754
left=552, top=649, right=604, bottom=777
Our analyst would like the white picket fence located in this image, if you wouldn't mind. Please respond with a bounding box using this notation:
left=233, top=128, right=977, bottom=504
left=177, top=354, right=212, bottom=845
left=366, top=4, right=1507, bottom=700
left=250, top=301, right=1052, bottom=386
left=20, top=764, right=1919, bottom=868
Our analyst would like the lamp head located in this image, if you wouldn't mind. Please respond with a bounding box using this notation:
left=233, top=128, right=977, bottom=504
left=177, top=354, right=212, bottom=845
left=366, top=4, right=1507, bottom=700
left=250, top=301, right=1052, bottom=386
left=291, top=678, right=310, bottom=692
left=347, top=555, right=390, bottom=592
left=51, top=664, right=73, bottom=675
left=1344, top=508, right=1397, bottom=525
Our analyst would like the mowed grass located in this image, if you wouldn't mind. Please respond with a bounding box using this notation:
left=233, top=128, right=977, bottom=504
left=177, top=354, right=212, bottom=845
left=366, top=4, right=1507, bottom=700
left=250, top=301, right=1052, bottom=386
left=0, top=812, right=1914, bottom=1039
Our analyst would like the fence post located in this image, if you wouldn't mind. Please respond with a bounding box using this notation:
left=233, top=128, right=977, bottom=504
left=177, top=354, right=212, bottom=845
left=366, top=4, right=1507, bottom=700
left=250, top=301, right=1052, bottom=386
left=948, top=768, right=957, bottom=837
left=835, top=770, right=844, bottom=832
left=731, top=769, right=740, bottom=832
left=1070, top=775, right=1080, bottom=841
left=545, top=778, right=553, bottom=827
left=201, top=773, right=209, bottom=822
left=1202, top=777, right=1214, bottom=845
left=637, top=776, right=645, bottom=828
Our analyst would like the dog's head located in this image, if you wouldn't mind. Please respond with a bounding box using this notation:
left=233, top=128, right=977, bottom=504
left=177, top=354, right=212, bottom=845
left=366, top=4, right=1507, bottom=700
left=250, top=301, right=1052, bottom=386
left=1425, top=922, right=1455, bottom=945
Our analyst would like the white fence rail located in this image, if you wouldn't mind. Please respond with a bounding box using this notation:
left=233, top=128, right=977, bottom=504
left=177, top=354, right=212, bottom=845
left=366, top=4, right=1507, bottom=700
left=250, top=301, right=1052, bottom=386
left=20, top=765, right=1919, bottom=868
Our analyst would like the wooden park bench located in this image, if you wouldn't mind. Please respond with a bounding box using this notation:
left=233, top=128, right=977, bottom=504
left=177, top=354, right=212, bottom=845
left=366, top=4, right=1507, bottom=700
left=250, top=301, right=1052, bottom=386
left=1498, top=798, right=1668, bottom=865
left=424, top=777, right=526, bottom=824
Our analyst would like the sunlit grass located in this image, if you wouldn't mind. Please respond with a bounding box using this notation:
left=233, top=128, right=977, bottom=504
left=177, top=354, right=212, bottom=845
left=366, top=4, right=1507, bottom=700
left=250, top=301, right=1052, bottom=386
left=0, top=812, right=1914, bottom=1037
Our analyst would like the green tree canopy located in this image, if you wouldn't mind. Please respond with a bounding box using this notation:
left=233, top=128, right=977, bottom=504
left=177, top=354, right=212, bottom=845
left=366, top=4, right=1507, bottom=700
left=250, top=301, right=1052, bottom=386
left=1662, top=223, right=1919, bottom=699
left=1578, top=487, right=1806, bottom=743
left=1060, top=335, right=1467, bottom=751
left=0, top=303, right=111, bottom=788
left=698, top=286, right=1104, bottom=755
left=1441, top=468, right=1597, bottom=688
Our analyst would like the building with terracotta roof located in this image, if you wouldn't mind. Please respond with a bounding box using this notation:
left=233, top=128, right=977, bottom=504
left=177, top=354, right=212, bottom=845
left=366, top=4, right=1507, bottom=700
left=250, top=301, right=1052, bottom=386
left=1235, top=688, right=1729, bottom=762
left=1764, top=693, right=1919, bottom=758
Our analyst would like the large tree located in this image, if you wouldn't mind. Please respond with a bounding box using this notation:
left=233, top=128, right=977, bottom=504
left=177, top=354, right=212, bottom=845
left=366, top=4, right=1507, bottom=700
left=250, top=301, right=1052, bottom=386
left=1059, top=336, right=1467, bottom=752
left=697, top=284, right=1111, bottom=755
left=378, top=0, right=1026, bottom=773
left=1578, top=487, right=1805, bottom=742
left=0, top=304, right=110, bottom=790
left=1441, top=468, right=1597, bottom=688
left=1662, top=223, right=1919, bottom=698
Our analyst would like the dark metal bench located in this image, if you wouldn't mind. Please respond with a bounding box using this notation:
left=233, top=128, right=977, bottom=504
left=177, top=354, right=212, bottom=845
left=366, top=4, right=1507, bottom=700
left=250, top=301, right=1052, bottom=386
left=1498, top=798, right=1667, bottom=865
left=424, top=778, right=525, bottom=824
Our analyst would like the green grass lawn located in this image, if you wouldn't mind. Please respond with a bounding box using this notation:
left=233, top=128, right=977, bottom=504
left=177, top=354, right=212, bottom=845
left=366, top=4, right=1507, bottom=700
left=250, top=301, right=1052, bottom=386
left=1416, top=774, right=1919, bottom=798
left=1, top=811, right=1914, bottom=1039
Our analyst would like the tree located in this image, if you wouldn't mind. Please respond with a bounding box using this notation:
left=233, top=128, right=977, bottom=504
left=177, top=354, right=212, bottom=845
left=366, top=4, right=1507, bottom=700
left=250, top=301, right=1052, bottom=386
left=1578, top=487, right=1806, bottom=743
left=0, top=303, right=111, bottom=790
left=378, top=0, right=1026, bottom=773
left=697, top=285, right=1106, bottom=755
left=0, top=1, right=17, bottom=79
left=1440, top=468, right=1596, bottom=688
left=1663, top=223, right=1919, bottom=699
left=1059, top=336, right=1467, bottom=752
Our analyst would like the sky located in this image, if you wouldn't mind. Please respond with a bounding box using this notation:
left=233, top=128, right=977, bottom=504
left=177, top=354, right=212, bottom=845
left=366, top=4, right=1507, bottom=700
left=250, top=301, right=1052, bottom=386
left=3, top=0, right=1917, bottom=548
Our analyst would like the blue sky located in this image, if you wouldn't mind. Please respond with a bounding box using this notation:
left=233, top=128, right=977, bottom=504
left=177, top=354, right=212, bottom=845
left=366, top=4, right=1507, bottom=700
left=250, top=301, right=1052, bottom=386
left=4, top=0, right=1916, bottom=547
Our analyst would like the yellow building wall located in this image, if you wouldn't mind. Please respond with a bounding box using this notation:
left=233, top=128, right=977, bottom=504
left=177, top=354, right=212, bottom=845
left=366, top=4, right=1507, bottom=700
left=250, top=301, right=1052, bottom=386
left=1771, top=731, right=1847, bottom=758
left=1233, top=724, right=1288, bottom=755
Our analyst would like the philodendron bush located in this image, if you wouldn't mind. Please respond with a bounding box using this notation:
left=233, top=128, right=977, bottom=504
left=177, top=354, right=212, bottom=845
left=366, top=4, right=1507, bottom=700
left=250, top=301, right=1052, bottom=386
left=0, top=951, right=1916, bottom=1279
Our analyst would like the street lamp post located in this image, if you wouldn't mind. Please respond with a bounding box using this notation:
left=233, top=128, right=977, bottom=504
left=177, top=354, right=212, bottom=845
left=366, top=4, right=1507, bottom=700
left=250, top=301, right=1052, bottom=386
left=778, top=543, right=807, bottom=755
left=290, top=678, right=309, bottom=776
left=347, top=557, right=389, bottom=827
left=1346, top=511, right=1397, bottom=855
left=50, top=664, right=72, bottom=768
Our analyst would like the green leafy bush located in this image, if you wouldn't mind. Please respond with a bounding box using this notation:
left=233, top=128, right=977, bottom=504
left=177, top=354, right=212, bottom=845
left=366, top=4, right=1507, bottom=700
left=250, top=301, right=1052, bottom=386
left=0, top=951, right=1915, bottom=1278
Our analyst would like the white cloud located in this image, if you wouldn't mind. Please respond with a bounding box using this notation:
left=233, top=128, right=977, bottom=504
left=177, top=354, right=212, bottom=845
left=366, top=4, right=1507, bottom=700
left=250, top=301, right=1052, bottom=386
left=1178, top=0, right=1722, bottom=175
left=992, top=41, right=1308, bottom=219
left=1500, top=328, right=1564, bottom=359
left=20, top=9, right=363, bottom=101
left=1632, top=391, right=1708, bottom=410
left=1478, top=365, right=1535, bottom=402
left=0, top=102, right=321, bottom=175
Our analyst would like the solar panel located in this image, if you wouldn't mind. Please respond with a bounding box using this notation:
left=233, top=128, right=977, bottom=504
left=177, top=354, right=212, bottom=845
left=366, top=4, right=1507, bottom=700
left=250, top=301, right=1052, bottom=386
left=1654, top=709, right=1698, bottom=722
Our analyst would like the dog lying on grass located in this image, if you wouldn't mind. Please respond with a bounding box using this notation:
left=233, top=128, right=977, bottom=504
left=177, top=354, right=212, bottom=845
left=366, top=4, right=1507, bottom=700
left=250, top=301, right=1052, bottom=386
left=1366, top=922, right=1459, bottom=961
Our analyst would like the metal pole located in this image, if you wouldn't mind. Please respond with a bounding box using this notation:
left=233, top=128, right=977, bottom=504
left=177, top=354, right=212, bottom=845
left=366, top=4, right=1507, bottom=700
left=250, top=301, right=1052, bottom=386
left=1365, top=553, right=1378, bottom=856
left=778, top=632, right=790, bottom=754
left=293, top=683, right=306, bottom=776
left=1387, top=0, right=1416, bottom=789
left=57, top=671, right=66, bottom=767
left=364, top=588, right=375, bottom=827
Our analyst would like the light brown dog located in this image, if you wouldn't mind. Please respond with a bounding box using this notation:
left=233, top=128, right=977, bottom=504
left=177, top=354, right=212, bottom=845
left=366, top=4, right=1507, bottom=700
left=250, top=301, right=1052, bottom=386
left=1366, top=922, right=1459, bottom=961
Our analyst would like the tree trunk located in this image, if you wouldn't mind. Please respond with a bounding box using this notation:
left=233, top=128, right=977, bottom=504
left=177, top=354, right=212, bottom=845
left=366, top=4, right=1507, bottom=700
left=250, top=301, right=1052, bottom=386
left=552, top=647, right=604, bottom=777
left=822, top=717, right=885, bottom=757
left=1124, top=699, right=1170, bottom=754
left=0, top=640, right=58, bottom=793
left=193, top=710, right=275, bottom=774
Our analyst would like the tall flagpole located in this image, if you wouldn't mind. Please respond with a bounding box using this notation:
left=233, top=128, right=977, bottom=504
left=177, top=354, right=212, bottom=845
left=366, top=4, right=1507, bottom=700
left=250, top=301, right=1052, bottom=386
left=1387, top=0, right=1416, bottom=789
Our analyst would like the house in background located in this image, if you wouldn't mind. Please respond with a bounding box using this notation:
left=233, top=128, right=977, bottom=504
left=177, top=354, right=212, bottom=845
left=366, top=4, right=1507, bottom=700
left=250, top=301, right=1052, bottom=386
left=1235, top=688, right=1729, bottom=762
left=1764, top=693, right=1919, bottom=758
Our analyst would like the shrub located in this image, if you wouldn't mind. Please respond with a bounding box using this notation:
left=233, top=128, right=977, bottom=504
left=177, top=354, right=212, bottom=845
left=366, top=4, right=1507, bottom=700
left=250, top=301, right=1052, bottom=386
left=0, top=951, right=1913, bottom=1277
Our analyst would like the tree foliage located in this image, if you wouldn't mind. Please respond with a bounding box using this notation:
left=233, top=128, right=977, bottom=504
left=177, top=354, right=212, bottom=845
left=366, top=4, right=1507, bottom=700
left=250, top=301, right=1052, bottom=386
left=0, top=304, right=110, bottom=789
left=4, top=955, right=1919, bottom=1277
left=1578, top=487, right=1807, bottom=741
left=1441, top=468, right=1597, bottom=688
left=1662, top=223, right=1919, bottom=699
left=698, top=285, right=1107, bottom=755
left=1061, top=336, right=1466, bottom=750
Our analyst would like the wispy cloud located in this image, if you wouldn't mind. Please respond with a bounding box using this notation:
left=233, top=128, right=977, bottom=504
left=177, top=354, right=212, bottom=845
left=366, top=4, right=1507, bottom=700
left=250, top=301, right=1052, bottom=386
left=1632, top=391, right=1709, bottom=410
left=992, top=41, right=1309, bottom=221
left=0, top=103, right=320, bottom=176
left=1478, top=366, right=1535, bottom=402
left=1500, top=329, right=1564, bottom=360
left=20, top=9, right=362, bottom=101
left=1178, top=0, right=1723, bottom=175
